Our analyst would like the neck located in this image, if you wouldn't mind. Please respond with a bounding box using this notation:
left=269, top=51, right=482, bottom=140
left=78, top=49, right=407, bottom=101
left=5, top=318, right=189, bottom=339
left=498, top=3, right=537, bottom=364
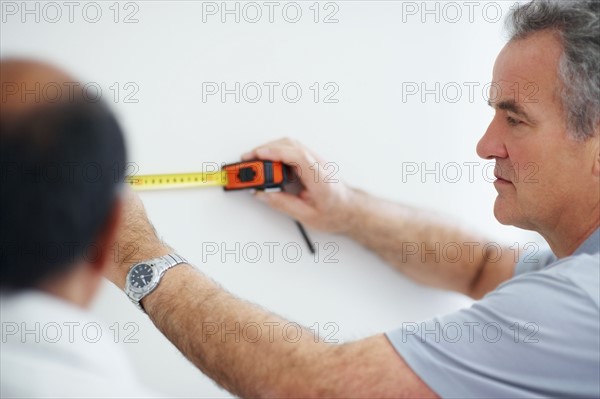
left=37, top=264, right=100, bottom=309
left=540, top=205, right=599, bottom=258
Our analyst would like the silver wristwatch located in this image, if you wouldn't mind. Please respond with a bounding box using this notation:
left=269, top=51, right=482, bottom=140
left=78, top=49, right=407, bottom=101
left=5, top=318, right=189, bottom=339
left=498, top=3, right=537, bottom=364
left=125, top=253, right=188, bottom=311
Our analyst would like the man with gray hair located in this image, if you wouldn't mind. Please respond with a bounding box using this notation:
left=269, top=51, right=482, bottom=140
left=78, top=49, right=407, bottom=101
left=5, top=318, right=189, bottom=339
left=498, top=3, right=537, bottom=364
left=104, top=0, right=599, bottom=396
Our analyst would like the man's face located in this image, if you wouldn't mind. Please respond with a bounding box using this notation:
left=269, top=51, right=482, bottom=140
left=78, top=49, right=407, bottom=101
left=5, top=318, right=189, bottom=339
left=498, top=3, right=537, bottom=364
left=476, top=30, right=598, bottom=233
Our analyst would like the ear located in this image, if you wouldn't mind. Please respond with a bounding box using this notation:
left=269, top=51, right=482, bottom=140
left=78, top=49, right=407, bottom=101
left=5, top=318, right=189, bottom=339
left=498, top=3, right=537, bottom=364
left=90, top=194, right=124, bottom=275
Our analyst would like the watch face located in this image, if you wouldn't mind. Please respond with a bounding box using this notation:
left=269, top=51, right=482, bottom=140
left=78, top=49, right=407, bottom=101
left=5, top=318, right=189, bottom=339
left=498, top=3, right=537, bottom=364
left=129, top=263, right=155, bottom=289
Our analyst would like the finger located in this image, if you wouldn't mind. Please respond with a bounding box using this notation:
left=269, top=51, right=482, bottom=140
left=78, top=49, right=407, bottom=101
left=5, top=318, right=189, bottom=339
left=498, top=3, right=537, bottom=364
left=241, top=151, right=255, bottom=161
left=256, top=146, right=324, bottom=193
left=241, top=139, right=333, bottom=195
left=241, top=137, right=297, bottom=161
left=255, top=191, right=315, bottom=222
left=254, top=145, right=314, bottom=171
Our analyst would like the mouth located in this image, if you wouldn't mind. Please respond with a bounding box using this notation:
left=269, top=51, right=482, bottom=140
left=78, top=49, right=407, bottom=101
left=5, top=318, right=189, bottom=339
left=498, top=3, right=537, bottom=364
left=493, top=162, right=514, bottom=184
left=494, top=173, right=513, bottom=185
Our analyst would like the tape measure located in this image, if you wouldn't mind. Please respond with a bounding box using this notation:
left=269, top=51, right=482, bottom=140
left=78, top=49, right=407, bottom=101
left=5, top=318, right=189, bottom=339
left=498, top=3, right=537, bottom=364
left=126, top=161, right=290, bottom=191
left=126, top=159, right=314, bottom=253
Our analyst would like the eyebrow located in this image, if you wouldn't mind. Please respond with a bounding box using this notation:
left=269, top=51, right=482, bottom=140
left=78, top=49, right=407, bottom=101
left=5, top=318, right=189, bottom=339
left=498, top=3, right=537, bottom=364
left=487, top=99, right=535, bottom=123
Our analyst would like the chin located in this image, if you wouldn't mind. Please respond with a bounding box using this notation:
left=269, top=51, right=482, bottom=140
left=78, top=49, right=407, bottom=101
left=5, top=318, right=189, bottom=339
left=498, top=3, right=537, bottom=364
left=493, top=198, right=521, bottom=227
left=493, top=207, right=513, bottom=226
left=493, top=199, right=536, bottom=230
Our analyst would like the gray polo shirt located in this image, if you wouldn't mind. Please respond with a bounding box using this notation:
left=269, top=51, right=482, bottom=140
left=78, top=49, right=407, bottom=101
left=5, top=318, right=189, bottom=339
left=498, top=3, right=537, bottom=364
left=386, top=229, right=600, bottom=398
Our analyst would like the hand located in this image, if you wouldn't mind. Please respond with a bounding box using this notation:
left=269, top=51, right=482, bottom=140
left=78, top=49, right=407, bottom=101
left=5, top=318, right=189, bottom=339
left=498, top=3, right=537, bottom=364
left=242, top=138, right=356, bottom=233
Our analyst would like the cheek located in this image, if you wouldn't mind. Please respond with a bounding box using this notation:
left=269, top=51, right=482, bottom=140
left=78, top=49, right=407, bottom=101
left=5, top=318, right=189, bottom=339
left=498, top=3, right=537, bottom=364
left=508, top=145, right=552, bottom=205
left=513, top=144, right=578, bottom=208
left=516, top=162, right=541, bottom=185
left=508, top=146, right=543, bottom=186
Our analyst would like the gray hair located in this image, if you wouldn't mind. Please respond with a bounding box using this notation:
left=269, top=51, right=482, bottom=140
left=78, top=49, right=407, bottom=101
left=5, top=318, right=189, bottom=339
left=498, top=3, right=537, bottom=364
left=505, top=0, right=599, bottom=140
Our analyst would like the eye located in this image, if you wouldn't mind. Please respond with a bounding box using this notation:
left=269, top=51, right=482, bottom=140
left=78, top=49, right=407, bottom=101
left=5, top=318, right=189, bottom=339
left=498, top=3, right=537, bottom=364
left=506, top=116, right=521, bottom=126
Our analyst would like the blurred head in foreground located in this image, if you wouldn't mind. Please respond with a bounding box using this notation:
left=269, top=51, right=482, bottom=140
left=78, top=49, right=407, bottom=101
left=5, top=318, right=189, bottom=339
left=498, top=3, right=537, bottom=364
left=1, top=59, right=126, bottom=306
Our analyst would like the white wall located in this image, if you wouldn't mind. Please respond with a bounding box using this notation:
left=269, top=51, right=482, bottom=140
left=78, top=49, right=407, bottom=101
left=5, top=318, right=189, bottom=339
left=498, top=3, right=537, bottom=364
left=2, top=1, right=541, bottom=397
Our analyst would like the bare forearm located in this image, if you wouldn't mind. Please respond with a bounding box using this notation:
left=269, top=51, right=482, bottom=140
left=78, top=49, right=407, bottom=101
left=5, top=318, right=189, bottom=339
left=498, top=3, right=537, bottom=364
left=107, top=189, right=437, bottom=397
left=109, top=191, right=330, bottom=396
left=142, top=264, right=331, bottom=397
left=240, top=140, right=513, bottom=297
left=138, top=264, right=433, bottom=398
left=343, top=188, right=504, bottom=296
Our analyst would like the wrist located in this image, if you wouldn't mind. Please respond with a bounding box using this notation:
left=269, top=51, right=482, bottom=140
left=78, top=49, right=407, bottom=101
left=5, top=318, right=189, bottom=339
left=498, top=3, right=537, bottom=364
left=108, top=188, right=174, bottom=291
left=140, top=262, right=198, bottom=314
left=109, top=240, right=172, bottom=291
left=338, top=187, right=367, bottom=236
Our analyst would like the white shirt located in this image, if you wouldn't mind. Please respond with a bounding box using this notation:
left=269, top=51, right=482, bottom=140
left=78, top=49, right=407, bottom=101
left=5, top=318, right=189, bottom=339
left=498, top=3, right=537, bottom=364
left=1, top=290, right=160, bottom=398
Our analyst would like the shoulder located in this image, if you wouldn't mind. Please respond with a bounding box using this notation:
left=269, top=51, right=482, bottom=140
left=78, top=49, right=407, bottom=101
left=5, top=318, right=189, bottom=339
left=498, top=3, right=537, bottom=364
left=0, top=290, right=159, bottom=398
left=543, top=252, right=599, bottom=307
left=386, top=252, right=600, bottom=398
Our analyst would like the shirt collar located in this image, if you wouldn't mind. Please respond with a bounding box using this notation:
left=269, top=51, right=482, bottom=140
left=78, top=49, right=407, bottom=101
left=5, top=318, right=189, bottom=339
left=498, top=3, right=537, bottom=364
left=573, top=228, right=600, bottom=256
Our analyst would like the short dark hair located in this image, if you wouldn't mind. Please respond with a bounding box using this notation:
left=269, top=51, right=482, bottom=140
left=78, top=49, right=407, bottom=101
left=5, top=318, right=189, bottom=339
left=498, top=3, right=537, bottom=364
left=1, top=100, right=127, bottom=289
left=505, top=0, right=600, bottom=140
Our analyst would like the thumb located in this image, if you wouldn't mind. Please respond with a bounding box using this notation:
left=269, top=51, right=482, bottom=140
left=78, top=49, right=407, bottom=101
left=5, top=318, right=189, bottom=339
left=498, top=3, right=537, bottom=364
left=255, top=191, right=314, bottom=222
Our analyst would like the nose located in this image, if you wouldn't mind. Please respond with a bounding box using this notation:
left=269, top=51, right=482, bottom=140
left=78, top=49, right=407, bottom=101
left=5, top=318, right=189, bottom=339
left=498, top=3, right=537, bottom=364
left=477, top=115, right=508, bottom=160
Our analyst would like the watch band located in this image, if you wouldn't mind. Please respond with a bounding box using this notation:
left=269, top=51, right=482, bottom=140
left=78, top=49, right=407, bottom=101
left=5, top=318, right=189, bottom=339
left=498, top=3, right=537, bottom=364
left=161, top=253, right=188, bottom=271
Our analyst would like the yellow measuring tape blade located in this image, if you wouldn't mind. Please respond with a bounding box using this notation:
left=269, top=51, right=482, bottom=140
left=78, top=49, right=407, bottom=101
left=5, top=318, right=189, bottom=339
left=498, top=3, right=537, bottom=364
left=126, top=171, right=228, bottom=191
